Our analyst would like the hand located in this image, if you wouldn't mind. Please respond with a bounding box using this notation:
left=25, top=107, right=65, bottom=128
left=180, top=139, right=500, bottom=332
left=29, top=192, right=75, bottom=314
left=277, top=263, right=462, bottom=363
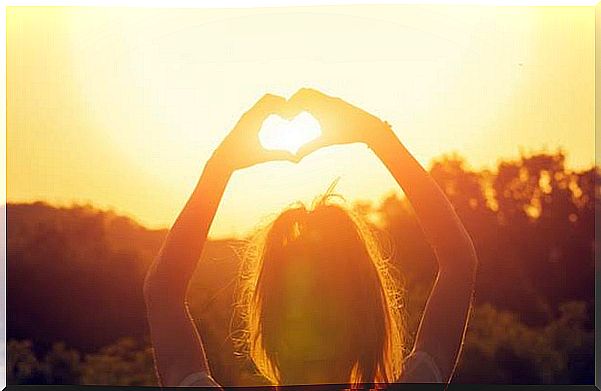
left=284, top=88, right=396, bottom=159
left=212, top=94, right=297, bottom=171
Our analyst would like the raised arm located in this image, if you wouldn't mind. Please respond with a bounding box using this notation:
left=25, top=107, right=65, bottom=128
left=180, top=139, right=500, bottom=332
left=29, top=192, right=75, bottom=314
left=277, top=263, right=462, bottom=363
left=289, top=88, right=478, bottom=384
left=143, top=94, right=294, bottom=387
left=371, top=131, right=478, bottom=384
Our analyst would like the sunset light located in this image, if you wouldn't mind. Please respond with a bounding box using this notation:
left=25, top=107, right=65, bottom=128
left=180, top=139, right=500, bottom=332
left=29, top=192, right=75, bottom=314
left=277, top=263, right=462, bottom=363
left=6, top=3, right=598, bottom=389
left=7, top=5, right=595, bottom=238
left=259, top=112, right=321, bottom=155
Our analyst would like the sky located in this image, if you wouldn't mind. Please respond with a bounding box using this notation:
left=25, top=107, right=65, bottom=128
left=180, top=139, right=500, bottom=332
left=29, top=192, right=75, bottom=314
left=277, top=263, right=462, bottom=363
left=7, top=5, right=595, bottom=238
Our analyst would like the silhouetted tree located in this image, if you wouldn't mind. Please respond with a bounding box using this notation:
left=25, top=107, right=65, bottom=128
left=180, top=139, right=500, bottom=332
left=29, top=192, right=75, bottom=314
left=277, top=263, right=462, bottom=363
left=7, top=151, right=596, bottom=385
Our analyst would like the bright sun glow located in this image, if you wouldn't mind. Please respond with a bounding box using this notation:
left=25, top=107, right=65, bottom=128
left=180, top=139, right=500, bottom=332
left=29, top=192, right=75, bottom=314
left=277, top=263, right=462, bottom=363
left=259, top=112, right=322, bottom=155
left=7, top=6, right=594, bottom=237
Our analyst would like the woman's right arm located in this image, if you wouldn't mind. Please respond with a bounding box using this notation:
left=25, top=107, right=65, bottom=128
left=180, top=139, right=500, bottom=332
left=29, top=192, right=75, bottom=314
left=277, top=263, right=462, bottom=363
left=143, top=155, right=230, bottom=387
left=371, top=130, right=478, bottom=384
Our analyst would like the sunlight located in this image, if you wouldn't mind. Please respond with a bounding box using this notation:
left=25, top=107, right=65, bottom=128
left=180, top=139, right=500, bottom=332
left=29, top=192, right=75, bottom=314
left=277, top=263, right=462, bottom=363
left=8, top=6, right=594, bottom=236
left=259, top=112, right=321, bottom=155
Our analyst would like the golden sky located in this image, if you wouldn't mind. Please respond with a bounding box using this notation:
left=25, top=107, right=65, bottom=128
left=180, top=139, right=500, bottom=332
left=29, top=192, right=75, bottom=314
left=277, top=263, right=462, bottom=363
left=7, top=5, right=595, bottom=238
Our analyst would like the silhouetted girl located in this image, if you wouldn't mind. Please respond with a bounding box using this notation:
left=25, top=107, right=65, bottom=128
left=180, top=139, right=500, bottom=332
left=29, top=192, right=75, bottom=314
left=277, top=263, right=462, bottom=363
left=143, top=89, right=478, bottom=388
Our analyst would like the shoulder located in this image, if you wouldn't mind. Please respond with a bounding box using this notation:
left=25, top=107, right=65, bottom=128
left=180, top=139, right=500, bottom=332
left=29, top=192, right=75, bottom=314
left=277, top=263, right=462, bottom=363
left=398, top=350, right=443, bottom=383
left=179, top=371, right=223, bottom=388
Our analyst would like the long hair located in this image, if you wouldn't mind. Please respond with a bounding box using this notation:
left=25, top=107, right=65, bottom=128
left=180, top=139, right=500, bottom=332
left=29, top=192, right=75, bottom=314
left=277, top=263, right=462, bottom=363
left=232, top=184, right=406, bottom=386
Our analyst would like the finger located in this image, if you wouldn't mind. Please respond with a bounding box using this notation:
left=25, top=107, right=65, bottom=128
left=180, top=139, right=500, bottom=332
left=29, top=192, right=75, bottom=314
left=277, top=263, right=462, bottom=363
left=263, top=149, right=298, bottom=163
left=296, top=138, right=329, bottom=161
left=246, top=93, right=287, bottom=119
left=257, top=93, right=286, bottom=107
left=286, top=88, right=327, bottom=114
left=286, top=88, right=344, bottom=122
left=287, top=87, right=325, bottom=107
left=280, top=88, right=317, bottom=119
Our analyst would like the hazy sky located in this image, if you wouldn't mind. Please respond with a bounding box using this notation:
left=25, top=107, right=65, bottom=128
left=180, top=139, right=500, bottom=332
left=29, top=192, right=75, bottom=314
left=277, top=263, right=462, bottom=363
left=8, top=5, right=594, bottom=238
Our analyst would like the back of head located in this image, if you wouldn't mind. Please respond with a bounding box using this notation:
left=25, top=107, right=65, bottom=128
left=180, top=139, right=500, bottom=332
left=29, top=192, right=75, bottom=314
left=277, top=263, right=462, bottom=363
left=234, top=194, right=405, bottom=385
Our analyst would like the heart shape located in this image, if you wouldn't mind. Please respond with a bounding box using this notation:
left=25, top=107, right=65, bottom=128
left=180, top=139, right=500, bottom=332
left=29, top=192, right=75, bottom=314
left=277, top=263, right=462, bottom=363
left=259, top=111, right=321, bottom=155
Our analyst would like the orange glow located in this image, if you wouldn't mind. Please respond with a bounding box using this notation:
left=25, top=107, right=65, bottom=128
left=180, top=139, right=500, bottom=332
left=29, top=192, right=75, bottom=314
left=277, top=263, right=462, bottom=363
left=6, top=6, right=595, bottom=238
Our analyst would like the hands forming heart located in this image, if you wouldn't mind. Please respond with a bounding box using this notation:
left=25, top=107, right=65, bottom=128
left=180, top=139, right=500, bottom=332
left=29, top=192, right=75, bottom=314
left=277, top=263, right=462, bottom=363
left=213, top=88, right=394, bottom=171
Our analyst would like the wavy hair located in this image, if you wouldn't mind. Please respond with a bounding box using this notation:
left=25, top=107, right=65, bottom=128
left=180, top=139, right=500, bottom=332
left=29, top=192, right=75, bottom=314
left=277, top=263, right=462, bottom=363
left=232, top=183, right=406, bottom=386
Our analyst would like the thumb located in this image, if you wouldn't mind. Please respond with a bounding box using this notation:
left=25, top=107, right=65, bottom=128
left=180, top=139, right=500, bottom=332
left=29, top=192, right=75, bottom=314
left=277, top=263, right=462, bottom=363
left=264, top=149, right=298, bottom=163
left=296, top=138, right=327, bottom=161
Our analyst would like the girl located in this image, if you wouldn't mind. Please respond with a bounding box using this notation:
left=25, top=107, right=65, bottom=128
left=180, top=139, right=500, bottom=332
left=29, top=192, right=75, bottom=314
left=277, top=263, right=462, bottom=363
left=143, top=88, right=478, bottom=387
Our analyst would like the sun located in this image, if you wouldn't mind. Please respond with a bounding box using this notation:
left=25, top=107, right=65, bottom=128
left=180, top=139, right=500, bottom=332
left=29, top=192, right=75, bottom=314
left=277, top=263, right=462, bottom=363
left=259, top=112, right=322, bottom=155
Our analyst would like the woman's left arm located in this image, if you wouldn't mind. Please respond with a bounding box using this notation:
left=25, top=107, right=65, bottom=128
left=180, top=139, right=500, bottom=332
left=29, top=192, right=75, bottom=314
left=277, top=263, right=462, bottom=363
left=143, top=94, right=294, bottom=387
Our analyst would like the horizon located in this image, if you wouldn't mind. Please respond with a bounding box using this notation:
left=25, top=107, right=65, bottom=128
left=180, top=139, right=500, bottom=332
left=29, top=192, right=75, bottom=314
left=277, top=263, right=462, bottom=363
left=6, top=148, right=596, bottom=239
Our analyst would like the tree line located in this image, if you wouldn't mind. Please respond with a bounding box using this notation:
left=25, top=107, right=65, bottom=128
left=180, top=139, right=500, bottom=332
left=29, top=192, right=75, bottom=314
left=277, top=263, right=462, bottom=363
left=7, top=151, right=597, bottom=385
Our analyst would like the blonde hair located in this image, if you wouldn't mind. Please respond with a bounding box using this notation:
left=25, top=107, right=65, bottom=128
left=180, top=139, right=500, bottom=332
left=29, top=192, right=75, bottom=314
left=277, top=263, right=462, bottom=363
left=232, top=189, right=406, bottom=386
